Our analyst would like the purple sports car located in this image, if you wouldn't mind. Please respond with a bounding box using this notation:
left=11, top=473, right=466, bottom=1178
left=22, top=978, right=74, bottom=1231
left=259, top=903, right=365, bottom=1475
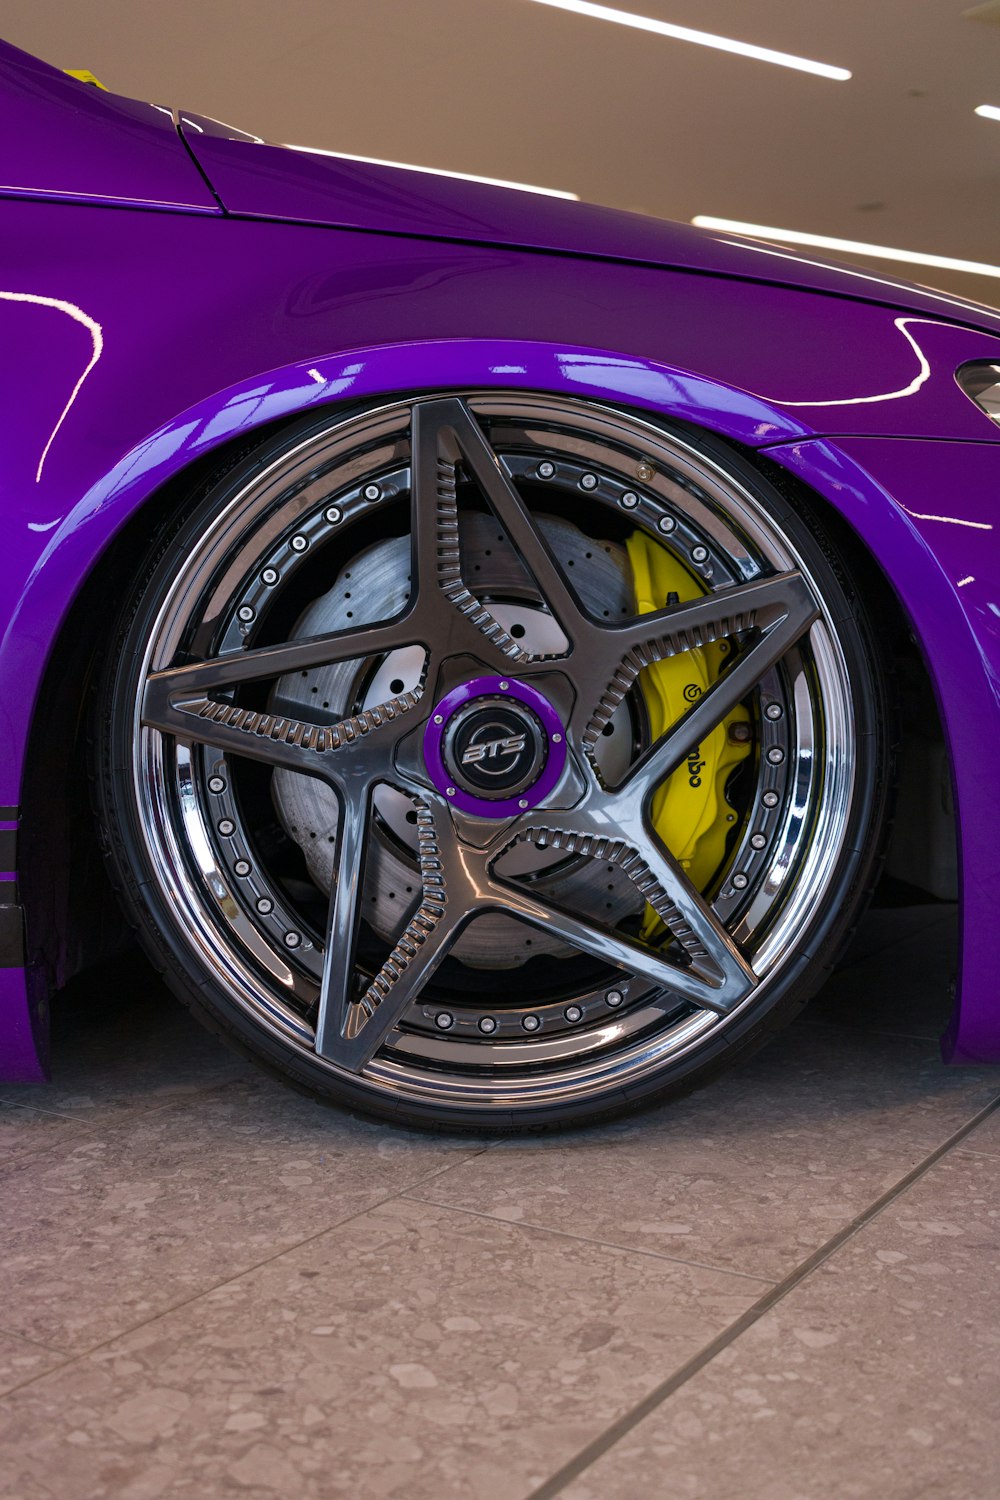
left=1, top=39, right=998, bottom=1129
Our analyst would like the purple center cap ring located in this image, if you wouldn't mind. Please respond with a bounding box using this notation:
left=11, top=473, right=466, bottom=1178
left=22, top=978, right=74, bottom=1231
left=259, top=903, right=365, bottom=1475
left=423, top=675, right=568, bottom=818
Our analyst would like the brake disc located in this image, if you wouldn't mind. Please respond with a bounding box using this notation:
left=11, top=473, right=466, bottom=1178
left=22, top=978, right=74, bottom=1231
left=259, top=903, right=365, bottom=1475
left=271, top=511, right=643, bottom=966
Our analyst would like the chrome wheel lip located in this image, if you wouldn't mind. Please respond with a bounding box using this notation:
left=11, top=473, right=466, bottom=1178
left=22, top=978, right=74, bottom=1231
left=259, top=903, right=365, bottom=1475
left=423, top=674, right=568, bottom=817
left=129, top=391, right=858, bottom=1113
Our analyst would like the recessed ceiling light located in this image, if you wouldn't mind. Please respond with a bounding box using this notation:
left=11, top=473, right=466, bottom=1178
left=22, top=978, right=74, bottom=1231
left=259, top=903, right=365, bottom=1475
left=284, top=144, right=579, bottom=200
left=974, top=104, right=1000, bottom=121
left=527, top=0, right=851, bottom=80
left=691, top=216, right=1000, bottom=281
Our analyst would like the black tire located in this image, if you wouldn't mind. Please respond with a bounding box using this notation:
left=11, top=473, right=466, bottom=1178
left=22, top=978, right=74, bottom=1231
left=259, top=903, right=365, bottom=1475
left=93, top=394, right=893, bottom=1132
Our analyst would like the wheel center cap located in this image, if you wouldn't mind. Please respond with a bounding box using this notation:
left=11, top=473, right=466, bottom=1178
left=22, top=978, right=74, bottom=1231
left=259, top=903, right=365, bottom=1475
left=423, top=675, right=567, bottom=818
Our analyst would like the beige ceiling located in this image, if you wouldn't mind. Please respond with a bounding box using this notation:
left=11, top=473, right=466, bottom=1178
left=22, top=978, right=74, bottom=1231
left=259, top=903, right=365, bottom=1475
left=5, top=0, right=1000, bottom=306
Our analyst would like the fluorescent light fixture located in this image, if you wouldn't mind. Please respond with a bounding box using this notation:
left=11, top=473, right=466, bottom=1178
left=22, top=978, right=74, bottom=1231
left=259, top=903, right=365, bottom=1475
left=691, top=216, right=1000, bottom=281
left=284, top=144, right=578, bottom=200
left=527, top=0, right=851, bottom=80
left=975, top=103, right=1000, bottom=120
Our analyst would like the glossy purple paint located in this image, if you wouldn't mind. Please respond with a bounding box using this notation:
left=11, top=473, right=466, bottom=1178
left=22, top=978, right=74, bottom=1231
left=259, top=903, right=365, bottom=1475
left=1, top=42, right=999, bottom=1079
left=766, top=435, right=1000, bottom=1064
left=181, top=113, right=1000, bottom=337
left=423, top=676, right=568, bottom=819
left=0, top=41, right=218, bottom=213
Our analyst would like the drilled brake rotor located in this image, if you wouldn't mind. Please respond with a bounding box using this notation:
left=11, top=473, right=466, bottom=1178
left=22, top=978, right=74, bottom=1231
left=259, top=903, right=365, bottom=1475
left=271, top=511, right=643, bottom=965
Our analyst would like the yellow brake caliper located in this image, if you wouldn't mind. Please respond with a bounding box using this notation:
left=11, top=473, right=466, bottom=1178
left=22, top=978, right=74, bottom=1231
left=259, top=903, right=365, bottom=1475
left=625, top=531, right=750, bottom=941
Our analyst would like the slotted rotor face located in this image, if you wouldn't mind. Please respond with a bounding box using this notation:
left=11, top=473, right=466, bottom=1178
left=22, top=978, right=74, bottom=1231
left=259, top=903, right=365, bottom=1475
left=132, top=393, right=856, bottom=1113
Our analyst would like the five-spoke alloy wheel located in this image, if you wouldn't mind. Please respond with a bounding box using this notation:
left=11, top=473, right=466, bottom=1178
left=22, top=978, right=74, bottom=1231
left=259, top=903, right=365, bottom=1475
left=96, top=393, right=890, bottom=1130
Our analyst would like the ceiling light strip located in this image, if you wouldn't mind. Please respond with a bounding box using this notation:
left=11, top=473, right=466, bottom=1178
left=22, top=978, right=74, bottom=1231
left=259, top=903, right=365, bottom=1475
left=974, top=104, right=1000, bottom=120
left=691, top=217, right=1000, bottom=281
left=284, top=144, right=578, bottom=199
left=527, top=0, right=851, bottom=80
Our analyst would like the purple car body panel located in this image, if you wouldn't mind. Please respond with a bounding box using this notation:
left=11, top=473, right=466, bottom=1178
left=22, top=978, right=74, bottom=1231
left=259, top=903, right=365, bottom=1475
left=180, top=110, right=1000, bottom=337
left=0, top=42, right=998, bottom=1080
left=0, top=41, right=218, bottom=213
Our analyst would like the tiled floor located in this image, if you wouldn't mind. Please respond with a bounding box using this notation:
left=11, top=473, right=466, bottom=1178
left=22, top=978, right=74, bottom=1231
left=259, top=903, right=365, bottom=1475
left=1, top=904, right=997, bottom=1499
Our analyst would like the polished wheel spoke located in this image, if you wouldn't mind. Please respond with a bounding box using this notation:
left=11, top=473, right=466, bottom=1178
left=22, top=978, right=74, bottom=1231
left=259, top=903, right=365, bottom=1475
left=141, top=680, right=422, bottom=777
left=512, top=808, right=756, bottom=1008
left=618, top=574, right=818, bottom=798
left=316, top=798, right=469, bottom=1072
left=145, top=617, right=421, bottom=698
left=313, top=780, right=376, bottom=1064
left=411, top=398, right=585, bottom=654
left=572, top=570, right=816, bottom=747
left=490, top=878, right=743, bottom=1014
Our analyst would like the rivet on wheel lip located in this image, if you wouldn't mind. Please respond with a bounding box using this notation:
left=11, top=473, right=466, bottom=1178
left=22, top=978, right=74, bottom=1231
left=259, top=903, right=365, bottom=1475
left=237, top=605, right=255, bottom=622
left=620, top=491, right=639, bottom=509
left=767, top=747, right=785, bottom=765
left=537, top=461, right=555, bottom=479
left=234, top=859, right=252, bottom=876
left=522, top=1014, right=541, bottom=1032
left=657, top=516, right=676, bottom=534
left=580, top=472, right=598, bottom=490
left=564, top=1005, right=583, bottom=1023
left=762, top=789, right=780, bottom=808
left=765, top=702, right=783, bottom=720
left=284, top=931, right=302, bottom=948
left=478, top=1016, right=498, bottom=1034
left=435, top=1011, right=454, bottom=1030
left=732, top=873, right=749, bottom=890
left=208, top=776, right=226, bottom=794
left=691, top=545, right=709, bottom=563
left=290, top=535, right=308, bottom=552
left=750, top=833, right=767, bottom=850
left=363, top=484, right=381, bottom=501
left=256, top=897, right=273, bottom=914
left=605, top=989, right=624, bottom=1007
left=217, top=819, right=235, bottom=836
left=324, top=506, right=342, bottom=524
left=261, top=568, right=279, bottom=585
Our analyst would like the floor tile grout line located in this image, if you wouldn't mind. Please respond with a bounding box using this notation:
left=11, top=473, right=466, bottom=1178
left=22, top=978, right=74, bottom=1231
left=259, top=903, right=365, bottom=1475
left=400, top=1194, right=777, bottom=1286
left=522, top=1089, right=1000, bottom=1500
left=0, top=1145, right=491, bottom=1401
left=0, top=1071, right=254, bottom=1129
left=0, top=1327, right=72, bottom=1357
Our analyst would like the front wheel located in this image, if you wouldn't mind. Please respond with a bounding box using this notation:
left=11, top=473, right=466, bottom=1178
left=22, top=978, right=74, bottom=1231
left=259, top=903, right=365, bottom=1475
left=95, top=393, right=892, bottom=1131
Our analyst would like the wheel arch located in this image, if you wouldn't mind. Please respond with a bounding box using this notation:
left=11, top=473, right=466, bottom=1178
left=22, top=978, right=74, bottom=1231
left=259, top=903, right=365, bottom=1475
left=13, top=339, right=960, bottom=1066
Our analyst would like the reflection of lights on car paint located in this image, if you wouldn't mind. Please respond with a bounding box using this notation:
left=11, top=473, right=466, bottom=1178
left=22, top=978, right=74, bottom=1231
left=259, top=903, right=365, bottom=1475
left=702, top=239, right=1000, bottom=332
left=756, top=317, right=932, bottom=408
left=958, top=577, right=975, bottom=587
left=283, top=144, right=579, bottom=200
left=527, top=0, right=851, bottom=79
left=902, top=510, right=992, bottom=530
left=975, top=104, right=1000, bottom=121
left=691, top=217, right=1000, bottom=281
left=0, top=291, right=103, bottom=482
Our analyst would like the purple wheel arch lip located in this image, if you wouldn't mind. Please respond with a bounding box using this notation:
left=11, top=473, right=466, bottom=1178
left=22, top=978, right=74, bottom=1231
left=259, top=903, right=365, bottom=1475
left=422, top=676, right=568, bottom=819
